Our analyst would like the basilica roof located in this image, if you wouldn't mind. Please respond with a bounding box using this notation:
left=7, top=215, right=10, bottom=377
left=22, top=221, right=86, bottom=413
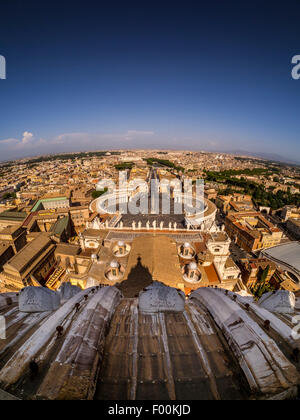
left=0, top=284, right=299, bottom=400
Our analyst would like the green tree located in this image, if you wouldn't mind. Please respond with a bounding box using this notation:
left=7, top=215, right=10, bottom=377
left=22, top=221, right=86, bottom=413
left=92, top=188, right=108, bottom=199
left=253, top=265, right=273, bottom=299
left=3, top=192, right=16, bottom=200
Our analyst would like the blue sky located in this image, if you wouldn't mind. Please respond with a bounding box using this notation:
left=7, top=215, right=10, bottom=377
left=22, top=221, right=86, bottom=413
left=0, top=0, right=300, bottom=161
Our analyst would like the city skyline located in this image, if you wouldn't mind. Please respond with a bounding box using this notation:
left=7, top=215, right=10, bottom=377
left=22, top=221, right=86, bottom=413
left=0, top=1, right=300, bottom=161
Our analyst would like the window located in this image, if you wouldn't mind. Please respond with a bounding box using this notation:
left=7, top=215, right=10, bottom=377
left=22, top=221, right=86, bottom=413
left=287, top=272, right=300, bottom=284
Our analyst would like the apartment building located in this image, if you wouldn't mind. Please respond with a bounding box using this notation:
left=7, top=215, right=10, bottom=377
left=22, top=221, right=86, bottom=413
left=225, top=212, right=282, bottom=252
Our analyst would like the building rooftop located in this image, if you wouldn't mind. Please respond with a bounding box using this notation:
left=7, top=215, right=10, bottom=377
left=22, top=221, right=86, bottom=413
left=3, top=233, right=53, bottom=274
left=0, top=225, right=23, bottom=236
left=262, top=242, right=300, bottom=275
left=50, top=215, right=69, bottom=236
left=31, top=196, right=69, bottom=212
left=0, top=211, right=27, bottom=222
left=118, top=235, right=182, bottom=297
left=82, top=229, right=107, bottom=238
left=55, top=243, right=81, bottom=256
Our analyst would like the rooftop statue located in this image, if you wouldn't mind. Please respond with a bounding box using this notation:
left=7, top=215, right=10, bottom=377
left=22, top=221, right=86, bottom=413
left=19, top=287, right=60, bottom=313
left=139, top=282, right=185, bottom=314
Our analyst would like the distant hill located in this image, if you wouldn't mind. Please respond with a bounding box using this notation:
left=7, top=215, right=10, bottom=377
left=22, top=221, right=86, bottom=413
left=223, top=150, right=300, bottom=166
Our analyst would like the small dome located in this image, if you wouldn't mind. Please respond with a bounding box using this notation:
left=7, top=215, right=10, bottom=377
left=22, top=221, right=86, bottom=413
left=118, top=241, right=125, bottom=247
left=184, top=242, right=191, bottom=248
left=91, top=254, right=97, bottom=260
left=189, top=262, right=198, bottom=270
left=110, top=260, right=119, bottom=269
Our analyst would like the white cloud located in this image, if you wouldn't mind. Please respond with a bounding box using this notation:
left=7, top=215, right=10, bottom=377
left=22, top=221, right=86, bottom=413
left=0, top=129, right=157, bottom=160
left=124, top=130, right=155, bottom=141
left=208, top=140, right=219, bottom=148
left=51, top=130, right=155, bottom=146
left=0, top=137, right=19, bottom=146
left=21, top=131, right=34, bottom=145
